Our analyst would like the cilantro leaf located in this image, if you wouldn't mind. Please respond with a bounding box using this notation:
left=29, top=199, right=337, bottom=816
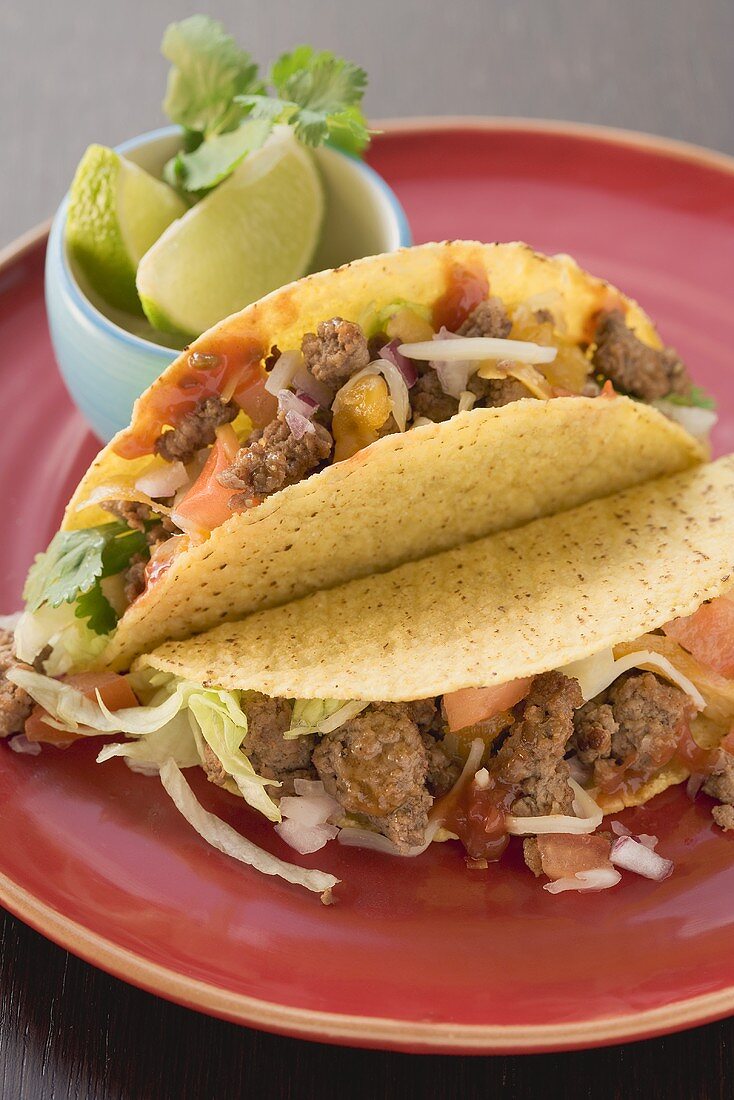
left=164, top=118, right=272, bottom=193
left=23, top=522, right=150, bottom=636
left=238, top=47, right=371, bottom=154
left=23, top=529, right=109, bottom=612
left=665, top=385, right=717, bottom=411
left=162, top=16, right=262, bottom=137
left=75, top=587, right=118, bottom=635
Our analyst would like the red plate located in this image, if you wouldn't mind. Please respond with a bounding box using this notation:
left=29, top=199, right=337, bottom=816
left=2, top=119, right=734, bottom=1053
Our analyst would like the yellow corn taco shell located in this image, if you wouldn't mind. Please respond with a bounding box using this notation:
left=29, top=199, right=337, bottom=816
left=143, top=456, right=734, bottom=809
left=53, top=241, right=704, bottom=668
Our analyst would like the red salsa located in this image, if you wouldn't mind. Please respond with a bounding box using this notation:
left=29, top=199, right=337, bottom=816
left=439, top=773, right=515, bottom=861
left=115, top=337, right=265, bottom=459
left=432, top=263, right=490, bottom=333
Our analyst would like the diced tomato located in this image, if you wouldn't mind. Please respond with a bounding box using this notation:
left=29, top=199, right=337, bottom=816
left=536, top=833, right=613, bottom=880
left=443, top=678, right=533, bottom=733
left=664, top=595, right=734, bottom=678
left=232, top=373, right=277, bottom=429
left=24, top=672, right=139, bottom=748
left=171, top=423, right=241, bottom=538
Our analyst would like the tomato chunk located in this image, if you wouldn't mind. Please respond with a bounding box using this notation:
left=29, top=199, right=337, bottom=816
left=536, top=833, right=613, bottom=880
left=664, top=595, right=734, bottom=678
left=171, top=423, right=241, bottom=538
left=443, top=678, right=533, bottom=733
left=24, top=672, right=139, bottom=747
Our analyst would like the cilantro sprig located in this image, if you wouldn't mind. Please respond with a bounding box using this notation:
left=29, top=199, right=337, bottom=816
left=665, top=386, right=716, bottom=411
left=23, top=523, right=149, bottom=636
left=161, top=17, right=371, bottom=194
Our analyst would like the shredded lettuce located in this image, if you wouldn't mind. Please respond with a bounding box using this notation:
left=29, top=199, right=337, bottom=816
left=13, top=605, right=108, bottom=672
left=187, top=692, right=281, bottom=821
left=159, top=759, right=338, bottom=899
left=287, top=698, right=368, bottom=738
left=97, top=711, right=200, bottom=775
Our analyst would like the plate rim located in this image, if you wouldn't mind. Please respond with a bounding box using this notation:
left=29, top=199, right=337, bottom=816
left=3, top=116, right=734, bottom=1052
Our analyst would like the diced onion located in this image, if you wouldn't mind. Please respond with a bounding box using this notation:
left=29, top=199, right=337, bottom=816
left=292, top=364, right=332, bottom=407
left=275, top=818, right=339, bottom=854
left=458, top=391, right=476, bottom=413
left=544, top=867, right=622, bottom=894
left=285, top=410, right=315, bottom=439
left=560, top=648, right=705, bottom=710
left=380, top=339, right=418, bottom=388
left=264, top=350, right=302, bottom=395
left=653, top=400, right=718, bottom=443
left=610, top=835, right=673, bottom=880
left=9, top=735, right=41, bottom=755
left=506, top=779, right=603, bottom=836
left=278, top=389, right=317, bottom=420
left=135, top=461, right=189, bottom=499
left=279, top=791, right=341, bottom=828
left=399, top=336, right=558, bottom=365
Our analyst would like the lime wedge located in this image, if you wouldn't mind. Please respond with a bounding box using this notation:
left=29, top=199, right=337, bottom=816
left=136, top=128, right=325, bottom=338
left=66, top=145, right=187, bottom=315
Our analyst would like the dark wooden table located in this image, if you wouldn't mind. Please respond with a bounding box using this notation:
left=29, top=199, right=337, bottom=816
left=3, top=1, right=734, bottom=1096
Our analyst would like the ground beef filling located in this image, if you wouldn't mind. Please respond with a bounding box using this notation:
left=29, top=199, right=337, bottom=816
left=489, top=671, right=582, bottom=816
left=201, top=692, right=316, bottom=796
left=101, top=501, right=177, bottom=606
left=154, top=394, right=238, bottom=464
left=0, top=628, right=33, bottom=738
left=592, top=310, right=691, bottom=401
left=409, top=297, right=527, bottom=422
left=219, top=414, right=333, bottom=509
left=572, top=671, right=693, bottom=787
left=313, top=702, right=432, bottom=849
left=457, top=297, right=512, bottom=339
left=301, top=318, right=371, bottom=394
left=704, top=752, right=734, bottom=831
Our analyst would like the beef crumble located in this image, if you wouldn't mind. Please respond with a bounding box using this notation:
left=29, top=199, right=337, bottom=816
left=572, top=672, right=692, bottom=786
left=313, top=702, right=431, bottom=849
left=243, top=692, right=316, bottom=795
left=155, top=395, right=238, bottom=464
left=457, top=297, right=512, bottom=339
left=467, top=373, right=528, bottom=407
left=489, top=671, right=582, bottom=816
left=0, top=628, right=33, bottom=738
left=704, top=751, right=734, bottom=830
left=592, top=311, right=691, bottom=402
left=301, top=318, right=371, bottom=394
left=219, top=413, right=333, bottom=508
left=410, top=371, right=460, bottom=422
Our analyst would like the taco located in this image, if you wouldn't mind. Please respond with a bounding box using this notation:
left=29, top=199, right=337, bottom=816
left=7, top=456, right=734, bottom=900
left=12, top=241, right=712, bottom=677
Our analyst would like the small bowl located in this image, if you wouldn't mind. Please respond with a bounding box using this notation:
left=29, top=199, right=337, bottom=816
left=45, top=126, right=412, bottom=442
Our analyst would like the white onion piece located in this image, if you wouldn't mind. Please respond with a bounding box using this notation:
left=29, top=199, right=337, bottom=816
left=285, top=410, right=315, bottom=439
left=611, top=820, right=631, bottom=837
left=135, top=461, right=189, bottom=499
left=560, top=648, right=705, bottom=710
left=653, top=400, right=718, bottom=443
left=333, top=362, right=410, bottom=432
left=429, top=328, right=475, bottom=397
left=506, top=779, right=603, bottom=836
left=292, top=364, right=332, bottom=406
left=544, top=867, right=622, bottom=894
left=9, top=735, right=41, bottom=755
left=638, top=834, right=659, bottom=850
left=264, top=350, right=302, bottom=395
left=278, top=389, right=317, bottom=420
left=458, top=390, right=476, bottom=412
left=400, top=336, right=558, bottom=365
left=0, top=612, right=21, bottom=632
left=275, top=818, right=339, bottom=854
left=294, top=778, right=327, bottom=797
left=610, top=835, right=673, bottom=880
left=279, top=792, right=341, bottom=828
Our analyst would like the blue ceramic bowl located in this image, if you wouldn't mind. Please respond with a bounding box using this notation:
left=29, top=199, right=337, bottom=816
left=45, top=126, right=412, bottom=443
